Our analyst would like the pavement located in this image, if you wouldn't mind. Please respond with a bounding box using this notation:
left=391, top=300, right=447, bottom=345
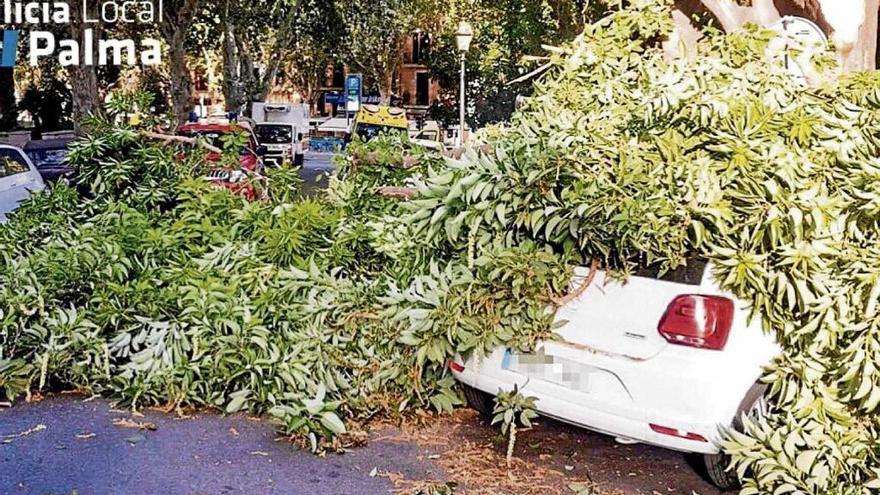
left=0, top=396, right=442, bottom=495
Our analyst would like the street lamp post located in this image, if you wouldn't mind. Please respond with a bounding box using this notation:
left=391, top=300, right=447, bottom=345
left=455, top=21, right=473, bottom=147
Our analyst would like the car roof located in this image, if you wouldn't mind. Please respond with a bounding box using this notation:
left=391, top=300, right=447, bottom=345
left=23, top=138, right=74, bottom=150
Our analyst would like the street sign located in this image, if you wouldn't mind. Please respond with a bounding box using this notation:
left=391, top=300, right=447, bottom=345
left=325, top=92, right=344, bottom=105
left=345, top=74, right=362, bottom=113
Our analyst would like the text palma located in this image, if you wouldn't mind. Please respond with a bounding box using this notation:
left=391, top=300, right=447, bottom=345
left=29, top=30, right=161, bottom=66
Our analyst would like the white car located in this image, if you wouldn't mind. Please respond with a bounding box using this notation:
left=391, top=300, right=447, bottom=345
left=450, top=259, right=780, bottom=489
left=0, top=145, right=46, bottom=223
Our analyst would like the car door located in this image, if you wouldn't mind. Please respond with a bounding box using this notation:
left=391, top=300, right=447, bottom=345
left=0, top=146, right=46, bottom=222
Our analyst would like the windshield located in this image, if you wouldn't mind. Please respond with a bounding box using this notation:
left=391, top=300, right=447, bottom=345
left=256, top=125, right=294, bottom=144
left=180, top=130, right=225, bottom=149
left=355, top=124, right=408, bottom=141
left=0, top=148, right=31, bottom=178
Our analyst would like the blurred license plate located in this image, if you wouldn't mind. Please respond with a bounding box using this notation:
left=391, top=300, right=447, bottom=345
left=502, top=348, right=593, bottom=393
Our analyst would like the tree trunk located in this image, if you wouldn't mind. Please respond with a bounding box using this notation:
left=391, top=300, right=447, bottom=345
left=68, top=1, right=101, bottom=135
left=167, top=34, right=193, bottom=124
left=673, top=0, right=878, bottom=72
left=161, top=0, right=200, bottom=125
left=379, top=71, right=394, bottom=105
left=857, top=0, right=878, bottom=70
left=222, top=0, right=243, bottom=112
left=0, top=68, right=16, bottom=131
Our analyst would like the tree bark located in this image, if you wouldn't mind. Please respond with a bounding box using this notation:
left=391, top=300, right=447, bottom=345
left=68, top=0, right=101, bottom=135
left=221, top=0, right=242, bottom=112
left=161, top=0, right=200, bottom=125
left=858, top=0, right=878, bottom=70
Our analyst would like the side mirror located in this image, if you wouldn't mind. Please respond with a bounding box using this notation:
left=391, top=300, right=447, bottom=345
left=256, top=145, right=268, bottom=157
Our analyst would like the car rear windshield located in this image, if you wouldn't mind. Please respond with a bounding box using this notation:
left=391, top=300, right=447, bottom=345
left=27, top=148, right=68, bottom=168
left=0, top=148, right=31, bottom=178
left=634, top=256, right=708, bottom=285
left=256, top=125, right=293, bottom=144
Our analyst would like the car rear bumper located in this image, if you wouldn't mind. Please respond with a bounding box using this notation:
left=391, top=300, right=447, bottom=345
left=452, top=342, right=773, bottom=455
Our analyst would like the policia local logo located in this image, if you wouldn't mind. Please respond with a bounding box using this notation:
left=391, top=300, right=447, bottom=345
left=1, top=1, right=163, bottom=67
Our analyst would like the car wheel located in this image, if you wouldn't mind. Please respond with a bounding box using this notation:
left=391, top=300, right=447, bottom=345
left=702, top=383, right=769, bottom=490
left=461, top=384, right=494, bottom=417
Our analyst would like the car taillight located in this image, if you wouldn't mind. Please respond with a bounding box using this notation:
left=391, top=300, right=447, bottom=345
left=448, top=361, right=465, bottom=373
left=658, top=295, right=734, bottom=350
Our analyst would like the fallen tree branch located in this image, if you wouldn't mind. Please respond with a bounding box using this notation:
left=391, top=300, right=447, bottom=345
left=347, top=311, right=381, bottom=321
left=550, top=258, right=601, bottom=306
left=376, top=186, right=419, bottom=200
left=507, top=62, right=553, bottom=86
left=141, top=130, right=223, bottom=154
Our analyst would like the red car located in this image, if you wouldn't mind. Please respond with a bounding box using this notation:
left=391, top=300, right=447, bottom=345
left=177, top=121, right=267, bottom=200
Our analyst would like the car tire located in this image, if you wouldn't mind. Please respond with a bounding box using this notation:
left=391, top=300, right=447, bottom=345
left=461, top=384, right=494, bottom=417
left=702, top=383, right=769, bottom=490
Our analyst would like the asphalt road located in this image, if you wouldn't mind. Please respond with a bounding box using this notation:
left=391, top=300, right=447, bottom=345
left=0, top=396, right=441, bottom=495
left=300, top=152, right=336, bottom=194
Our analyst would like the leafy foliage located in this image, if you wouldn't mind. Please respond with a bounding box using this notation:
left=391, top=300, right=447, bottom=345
left=491, top=384, right=538, bottom=466
left=410, top=1, right=880, bottom=491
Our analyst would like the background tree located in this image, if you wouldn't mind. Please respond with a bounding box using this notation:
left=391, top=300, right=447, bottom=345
left=220, top=0, right=304, bottom=112
left=160, top=0, right=201, bottom=124
left=425, top=0, right=602, bottom=126
left=340, top=0, right=440, bottom=104
left=281, top=0, right=346, bottom=105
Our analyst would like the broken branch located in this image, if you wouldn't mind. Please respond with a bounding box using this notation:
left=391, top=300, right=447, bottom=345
left=550, top=258, right=601, bottom=306
left=141, top=130, right=223, bottom=154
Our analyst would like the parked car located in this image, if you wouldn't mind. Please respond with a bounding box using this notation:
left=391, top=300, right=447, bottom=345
left=177, top=120, right=267, bottom=200
left=23, top=137, right=75, bottom=181
left=450, top=258, right=780, bottom=489
left=0, top=145, right=46, bottom=222
left=409, top=121, right=445, bottom=152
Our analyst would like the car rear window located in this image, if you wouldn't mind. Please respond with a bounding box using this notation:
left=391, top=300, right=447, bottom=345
left=0, top=148, right=31, bottom=178
left=634, top=256, right=708, bottom=285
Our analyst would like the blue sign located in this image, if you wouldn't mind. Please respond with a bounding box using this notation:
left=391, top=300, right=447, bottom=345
left=345, top=74, right=362, bottom=112
left=325, top=92, right=344, bottom=105
left=1, top=30, right=19, bottom=68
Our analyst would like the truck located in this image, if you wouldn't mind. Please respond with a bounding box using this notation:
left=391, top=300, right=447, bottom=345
left=252, top=102, right=310, bottom=167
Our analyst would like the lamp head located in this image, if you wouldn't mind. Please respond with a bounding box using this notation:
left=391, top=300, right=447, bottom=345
left=455, top=21, right=474, bottom=52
